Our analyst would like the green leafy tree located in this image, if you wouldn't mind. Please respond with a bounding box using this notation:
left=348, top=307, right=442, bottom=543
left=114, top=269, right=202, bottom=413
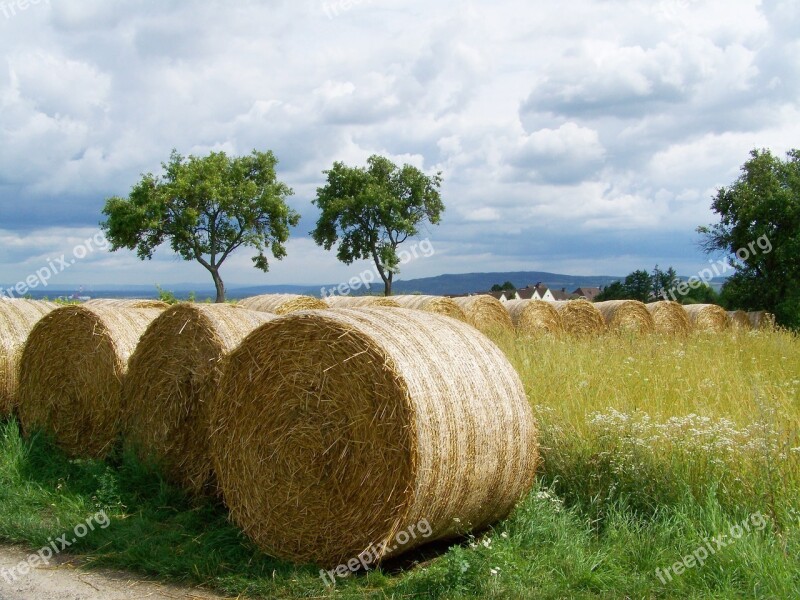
left=651, top=265, right=679, bottom=298
left=622, top=269, right=654, bottom=302
left=101, top=150, right=298, bottom=303
left=311, top=155, right=444, bottom=296
left=595, top=281, right=626, bottom=301
left=491, top=281, right=516, bottom=292
left=698, top=148, right=800, bottom=327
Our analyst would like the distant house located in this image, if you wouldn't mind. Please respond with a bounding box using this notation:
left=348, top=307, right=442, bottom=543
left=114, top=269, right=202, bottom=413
left=550, top=288, right=577, bottom=301
left=517, top=283, right=555, bottom=301
left=573, top=287, right=602, bottom=302
left=486, top=290, right=518, bottom=302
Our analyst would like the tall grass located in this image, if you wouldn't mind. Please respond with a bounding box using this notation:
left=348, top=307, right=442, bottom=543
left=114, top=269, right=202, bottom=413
left=491, top=329, right=800, bottom=526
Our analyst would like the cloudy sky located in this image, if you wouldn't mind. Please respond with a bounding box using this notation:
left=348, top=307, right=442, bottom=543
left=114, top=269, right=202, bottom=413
left=0, top=0, right=798, bottom=290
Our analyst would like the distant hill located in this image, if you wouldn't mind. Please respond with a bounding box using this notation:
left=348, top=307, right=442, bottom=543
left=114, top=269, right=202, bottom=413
left=388, top=271, right=623, bottom=296
left=8, top=270, right=728, bottom=300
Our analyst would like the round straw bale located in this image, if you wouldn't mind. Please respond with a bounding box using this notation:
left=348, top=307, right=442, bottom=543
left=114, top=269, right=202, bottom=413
left=388, top=295, right=468, bottom=322
left=747, top=311, right=776, bottom=330
left=123, top=304, right=275, bottom=494
left=727, top=310, right=752, bottom=330
left=0, top=299, right=57, bottom=417
left=682, top=304, right=729, bottom=332
left=324, top=295, right=400, bottom=308
left=546, top=300, right=605, bottom=336
left=210, top=308, right=538, bottom=567
left=645, top=301, right=692, bottom=335
left=17, top=305, right=162, bottom=458
left=238, top=294, right=327, bottom=314
left=84, top=298, right=170, bottom=309
left=450, top=295, right=513, bottom=333
left=594, top=300, right=654, bottom=334
left=504, top=299, right=564, bottom=336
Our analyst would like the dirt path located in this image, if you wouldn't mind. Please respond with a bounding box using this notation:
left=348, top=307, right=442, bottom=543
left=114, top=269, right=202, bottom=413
left=0, top=545, right=228, bottom=600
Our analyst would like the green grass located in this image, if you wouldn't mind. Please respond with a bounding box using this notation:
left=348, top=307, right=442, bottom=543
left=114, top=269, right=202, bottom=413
left=1, top=329, right=799, bottom=598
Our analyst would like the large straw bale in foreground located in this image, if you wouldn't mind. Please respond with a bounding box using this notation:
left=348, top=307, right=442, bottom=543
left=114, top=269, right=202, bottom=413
left=324, top=295, right=400, bottom=308
left=0, top=299, right=56, bottom=417
left=85, top=298, right=169, bottom=309
left=683, top=304, right=728, bottom=332
left=451, top=295, right=513, bottom=333
left=645, top=301, right=692, bottom=335
left=123, top=304, right=276, bottom=494
left=547, top=300, right=605, bottom=336
left=388, top=295, right=468, bottom=322
left=727, top=310, right=752, bottom=330
left=747, top=311, right=776, bottom=330
left=504, top=299, right=563, bottom=336
left=238, top=294, right=326, bottom=314
left=17, top=305, right=162, bottom=458
left=210, top=308, right=539, bottom=567
left=594, top=300, right=655, bottom=334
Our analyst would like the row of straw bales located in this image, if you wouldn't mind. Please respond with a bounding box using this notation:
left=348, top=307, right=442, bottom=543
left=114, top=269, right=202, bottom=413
left=2, top=299, right=538, bottom=568
left=237, top=294, right=776, bottom=336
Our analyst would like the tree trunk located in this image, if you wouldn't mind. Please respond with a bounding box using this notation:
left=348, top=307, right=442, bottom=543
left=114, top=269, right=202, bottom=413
left=210, top=268, right=225, bottom=303
left=385, top=272, right=393, bottom=296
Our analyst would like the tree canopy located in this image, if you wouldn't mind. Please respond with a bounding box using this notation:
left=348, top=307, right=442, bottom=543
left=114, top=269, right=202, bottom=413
left=698, top=148, right=800, bottom=327
left=101, top=150, right=298, bottom=302
left=311, top=155, right=444, bottom=296
left=491, top=281, right=517, bottom=292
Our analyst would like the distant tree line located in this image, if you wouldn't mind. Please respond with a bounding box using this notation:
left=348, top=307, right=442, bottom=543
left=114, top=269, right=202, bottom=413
left=594, top=265, right=719, bottom=304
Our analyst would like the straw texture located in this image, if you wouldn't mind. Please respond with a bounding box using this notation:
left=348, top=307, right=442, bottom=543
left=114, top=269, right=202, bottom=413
left=17, top=305, right=162, bottom=458
left=546, top=300, right=605, bottom=336
left=324, top=296, right=401, bottom=308
left=683, top=304, right=729, bottom=332
left=594, top=300, right=655, bottom=334
left=0, top=299, right=56, bottom=417
left=645, top=301, right=692, bottom=335
left=210, top=308, right=538, bottom=567
left=85, top=298, right=170, bottom=309
left=504, top=299, right=563, bottom=336
left=748, top=311, right=776, bottom=330
left=123, top=304, right=275, bottom=494
left=238, top=294, right=327, bottom=314
left=451, top=295, right=513, bottom=333
left=727, top=310, right=752, bottom=330
left=388, top=295, right=469, bottom=322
